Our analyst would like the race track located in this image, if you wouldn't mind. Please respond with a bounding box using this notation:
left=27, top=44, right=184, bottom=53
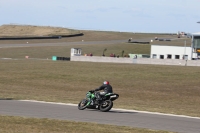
left=0, top=40, right=127, bottom=48
left=0, top=100, right=200, bottom=133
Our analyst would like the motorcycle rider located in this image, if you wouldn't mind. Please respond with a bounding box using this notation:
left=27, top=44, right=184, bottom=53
left=90, top=81, right=113, bottom=104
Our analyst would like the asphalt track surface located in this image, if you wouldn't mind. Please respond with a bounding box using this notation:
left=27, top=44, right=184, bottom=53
left=0, top=100, right=200, bottom=133
left=0, top=40, right=127, bottom=48
left=1, top=40, right=200, bottom=133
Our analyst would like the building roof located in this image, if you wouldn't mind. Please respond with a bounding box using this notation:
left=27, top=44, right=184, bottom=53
left=192, top=32, right=200, bottom=36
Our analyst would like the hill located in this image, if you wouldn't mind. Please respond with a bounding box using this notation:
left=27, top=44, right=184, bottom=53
left=0, top=24, right=191, bottom=46
left=0, top=24, right=80, bottom=37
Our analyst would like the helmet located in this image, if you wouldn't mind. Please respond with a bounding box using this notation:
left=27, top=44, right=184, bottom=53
left=103, top=81, right=109, bottom=85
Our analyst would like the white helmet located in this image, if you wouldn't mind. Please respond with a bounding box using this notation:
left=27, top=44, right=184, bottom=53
left=103, top=81, right=109, bottom=85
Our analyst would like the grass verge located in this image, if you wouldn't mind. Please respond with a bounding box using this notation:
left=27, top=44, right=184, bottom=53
left=0, top=115, right=174, bottom=133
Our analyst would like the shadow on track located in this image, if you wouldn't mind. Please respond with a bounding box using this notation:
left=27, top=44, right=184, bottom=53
left=0, top=98, right=13, bottom=100
left=85, top=109, right=137, bottom=114
left=108, top=110, right=137, bottom=114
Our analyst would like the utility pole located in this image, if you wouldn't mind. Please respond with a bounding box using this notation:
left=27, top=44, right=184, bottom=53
left=184, top=40, right=186, bottom=57
left=184, top=40, right=187, bottom=66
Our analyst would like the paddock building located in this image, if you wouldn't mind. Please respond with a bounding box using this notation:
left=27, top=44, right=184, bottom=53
left=150, top=33, right=200, bottom=60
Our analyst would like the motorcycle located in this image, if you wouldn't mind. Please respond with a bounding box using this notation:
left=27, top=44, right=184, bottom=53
left=78, top=90, right=119, bottom=112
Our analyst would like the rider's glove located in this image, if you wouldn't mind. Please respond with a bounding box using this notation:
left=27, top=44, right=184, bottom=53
left=89, top=90, right=94, bottom=93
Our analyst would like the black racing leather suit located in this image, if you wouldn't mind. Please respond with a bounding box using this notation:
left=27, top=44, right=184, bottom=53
left=95, top=84, right=113, bottom=97
left=89, top=84, right=113, bottom=104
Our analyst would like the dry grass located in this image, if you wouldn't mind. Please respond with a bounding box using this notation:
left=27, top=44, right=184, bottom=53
left=0, top=59, right=200, bottom=117
left=0, top=43, right=150, bottom=58
left=0, top=116, right=173, bottom=133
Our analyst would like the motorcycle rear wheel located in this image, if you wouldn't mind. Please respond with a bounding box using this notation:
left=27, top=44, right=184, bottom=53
left=78, top=99, right=88, bottom=110
left=99, top=100, right=113, bottom=112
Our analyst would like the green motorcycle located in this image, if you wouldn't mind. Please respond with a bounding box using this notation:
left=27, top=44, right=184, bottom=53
left=78, top=90, right=119, bottom=112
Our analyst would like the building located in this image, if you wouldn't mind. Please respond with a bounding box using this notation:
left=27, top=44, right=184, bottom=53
left=151, top=45, right=192, bottom=60
left=151, top=33, right=200, bottom=60
left=71, top=48, right=82, bottom=56
left=192, top=32, right=200, bottom=59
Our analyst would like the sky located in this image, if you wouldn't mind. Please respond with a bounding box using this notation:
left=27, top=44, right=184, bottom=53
left=0, top=0, right=200, bottom=33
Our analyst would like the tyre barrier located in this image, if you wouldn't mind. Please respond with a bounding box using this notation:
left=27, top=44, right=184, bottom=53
left=57, top=57, right=70, bottom=61
left=0, top=36, right=61, bottom=40
left=0, top=33, right=84, bottom=40
left=158, top=39, right=171, bottom=41
left=128, top=41, right=150, bottom=44
left=52, top=56, right=70, bottom=61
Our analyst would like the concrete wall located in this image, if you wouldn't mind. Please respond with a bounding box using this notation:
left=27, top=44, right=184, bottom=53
left=71, top=56, right=132, bottom=63
left=135, top=58, right=200, bottom=66
left=71, top=56, right=200, bottom=66
left=134, top=58, right=187, bottom=66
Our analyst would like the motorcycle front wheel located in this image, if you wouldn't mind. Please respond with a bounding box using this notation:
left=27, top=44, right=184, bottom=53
left=78, top=99, right=88, bottom=110
left=99, top=100, right=113, bottom=112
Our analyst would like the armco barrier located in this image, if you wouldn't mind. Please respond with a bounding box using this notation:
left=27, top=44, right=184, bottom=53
left=71, top=56, right=133, bottom=63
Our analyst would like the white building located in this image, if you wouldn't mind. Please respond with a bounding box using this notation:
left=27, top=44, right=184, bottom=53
left=151, top=33, right=200, bottom=60
left=71, top=48, right=82, bottom=56
left=151, top=45, right=192, bottom=60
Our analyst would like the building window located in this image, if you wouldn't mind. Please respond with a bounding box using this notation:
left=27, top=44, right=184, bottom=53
left=198, top=53, right=200, bottom=59
left=160, top=55, right=164, bottom=59
left=183, top=55, right=188, bottom=60
left=175, top=55, right=180, bottom=59
left=167, top=54, right=172, bottom=59
left=152, top=54, right=157, bottom=59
